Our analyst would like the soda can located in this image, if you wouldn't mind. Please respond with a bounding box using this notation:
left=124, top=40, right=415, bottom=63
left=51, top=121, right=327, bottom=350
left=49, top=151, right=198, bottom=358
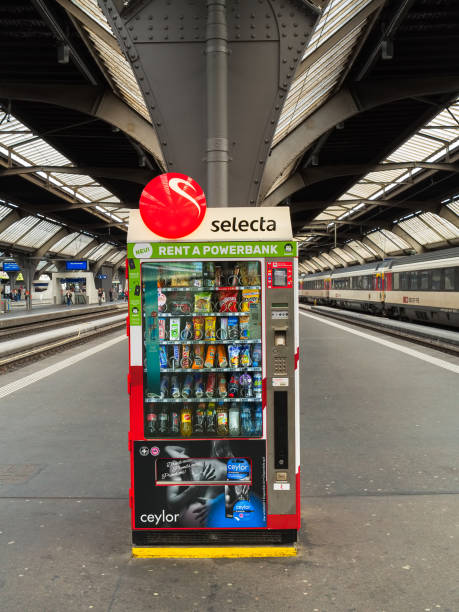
left=170, top=375, right=180, bottom=398
left=194, top=373, right=204, bottom=398
left=182, top=374, right=193, bottom=398
left=253, top=373, right=262, bottom=399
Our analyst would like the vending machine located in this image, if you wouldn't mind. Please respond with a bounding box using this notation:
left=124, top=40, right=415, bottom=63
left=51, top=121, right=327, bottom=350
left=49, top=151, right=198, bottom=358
left=127, top=175, right=300, bottom=549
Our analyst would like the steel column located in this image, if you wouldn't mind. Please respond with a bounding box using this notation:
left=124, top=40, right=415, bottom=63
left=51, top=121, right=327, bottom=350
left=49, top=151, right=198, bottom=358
left=206, top=0, right=229, bottom=207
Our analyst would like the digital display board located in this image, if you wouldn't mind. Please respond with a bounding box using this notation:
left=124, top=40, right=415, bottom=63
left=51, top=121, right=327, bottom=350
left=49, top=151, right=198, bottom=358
left=65, top=260, right=88, bottom=271
left=2, top=261, right=20, bottom=272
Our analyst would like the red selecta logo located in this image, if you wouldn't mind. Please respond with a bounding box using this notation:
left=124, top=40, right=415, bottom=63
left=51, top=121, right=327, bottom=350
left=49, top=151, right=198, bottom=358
left=139, top=173, right=207, bottom=239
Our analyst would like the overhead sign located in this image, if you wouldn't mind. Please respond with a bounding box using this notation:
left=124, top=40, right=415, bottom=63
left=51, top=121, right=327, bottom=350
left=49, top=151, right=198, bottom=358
left=139, top=173, right=206, bottom=239
left=65, top=260, right=88, bottom=271
left=97, top=274, right=108, bottom=279
left=128, top=207, right=293, bottom=243
left=2, top=261, right=20, bottom=272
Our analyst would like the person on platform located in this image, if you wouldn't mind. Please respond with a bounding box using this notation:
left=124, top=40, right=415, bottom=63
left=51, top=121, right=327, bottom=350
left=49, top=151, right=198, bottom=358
left=65, top=289, right=72, bottom=307
left=98, top=287, right=104, bottom=305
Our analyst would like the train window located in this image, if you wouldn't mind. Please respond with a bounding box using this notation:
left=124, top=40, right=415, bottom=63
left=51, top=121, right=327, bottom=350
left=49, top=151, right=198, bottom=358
left=393, top=273, right=399, bottom=290
left=420, top=270, right=429, bottom=290
left=444, top=268, right=455, bottom=291
left=400, top=272, right=409, bottom=290
left=431, top=269, right=442, bottom=291
left=409, top=271, right=418, bottom=290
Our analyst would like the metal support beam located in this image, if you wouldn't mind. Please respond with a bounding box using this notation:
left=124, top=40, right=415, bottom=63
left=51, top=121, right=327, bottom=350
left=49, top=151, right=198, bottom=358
left=260, top=76, right=459, bottom=203
left=75, top=239, right=99, bottom=259
left=0, top=210, right=20, bottom=234
left=342, top=244, right=365, bottom=264
left=391, top=225, right=425, bottom=254
left=362, top=237, right=385, bottom=259
left=206, top=0, right=229, bottom=207
left=93, top=248, right=118, bottom=275
left=439, top=205, right=459, bottom=228
left=34, top=228, right=69, bottom=259
left=54, top=0, right=120, bottom=53
left=0, top=84, right=165, bottom=169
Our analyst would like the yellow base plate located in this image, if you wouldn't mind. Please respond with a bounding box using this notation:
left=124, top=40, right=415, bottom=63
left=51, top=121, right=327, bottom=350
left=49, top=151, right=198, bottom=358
left=132, top=545, right=297, bottom=559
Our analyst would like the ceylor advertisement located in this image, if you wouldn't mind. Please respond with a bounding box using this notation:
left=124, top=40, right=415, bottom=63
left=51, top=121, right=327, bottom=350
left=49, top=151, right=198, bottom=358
left=133, top=440, right=267, bottom=529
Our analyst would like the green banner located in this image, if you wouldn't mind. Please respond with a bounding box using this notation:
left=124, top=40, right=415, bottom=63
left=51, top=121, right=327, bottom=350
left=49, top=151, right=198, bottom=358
left=127, top=240, right=297, bottom=259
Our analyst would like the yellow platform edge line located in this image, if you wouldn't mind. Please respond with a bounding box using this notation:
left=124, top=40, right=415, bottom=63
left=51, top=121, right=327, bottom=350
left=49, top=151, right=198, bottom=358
left=132, top=546, right=297, bottom=559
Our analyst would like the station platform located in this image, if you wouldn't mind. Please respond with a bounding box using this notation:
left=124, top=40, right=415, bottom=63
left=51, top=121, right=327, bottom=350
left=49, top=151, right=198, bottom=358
left=1, top=313, right=458, bottom=611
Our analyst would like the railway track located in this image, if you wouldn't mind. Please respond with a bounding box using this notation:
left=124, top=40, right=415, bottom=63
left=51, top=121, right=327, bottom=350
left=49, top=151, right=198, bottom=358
left=301, top=304, right=459, bottom=356
left=0, top=306, right=127, bottom=341
left=0, top=306, right=128, bottom=371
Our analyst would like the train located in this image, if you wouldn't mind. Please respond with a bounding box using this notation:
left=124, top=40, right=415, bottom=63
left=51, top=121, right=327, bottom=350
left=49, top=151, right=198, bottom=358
left=299, top=247, right=459, bottom=328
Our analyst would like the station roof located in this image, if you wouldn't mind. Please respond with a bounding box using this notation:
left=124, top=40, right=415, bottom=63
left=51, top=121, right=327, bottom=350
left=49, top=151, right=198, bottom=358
left=0, top=0, right=458, bottom=272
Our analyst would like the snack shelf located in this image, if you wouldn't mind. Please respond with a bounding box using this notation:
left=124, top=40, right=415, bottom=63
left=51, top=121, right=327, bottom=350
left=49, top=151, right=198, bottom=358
left=154, top=366, right=262, bottom=373
left=158, top=339, right=260, bottom=345
left=157, top=285, right=261, bottom=292
left=145, top=397, right=261, bottom=403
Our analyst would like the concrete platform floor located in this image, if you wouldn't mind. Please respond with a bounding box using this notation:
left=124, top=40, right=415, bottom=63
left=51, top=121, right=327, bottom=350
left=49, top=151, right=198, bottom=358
left=1, top=311, right=459, bottom=612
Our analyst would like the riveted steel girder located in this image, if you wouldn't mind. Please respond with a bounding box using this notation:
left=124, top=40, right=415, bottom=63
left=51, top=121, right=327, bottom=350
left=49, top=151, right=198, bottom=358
left=97, top=0, right=318, bottom=206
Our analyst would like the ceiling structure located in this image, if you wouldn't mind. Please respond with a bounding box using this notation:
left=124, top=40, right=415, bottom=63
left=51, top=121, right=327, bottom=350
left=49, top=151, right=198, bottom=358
left=0, top=0, right=458, bottom=273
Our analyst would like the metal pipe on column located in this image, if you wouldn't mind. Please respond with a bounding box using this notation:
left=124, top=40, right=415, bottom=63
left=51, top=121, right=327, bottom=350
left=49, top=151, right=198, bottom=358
left=206, top=0, right=229, bottom=207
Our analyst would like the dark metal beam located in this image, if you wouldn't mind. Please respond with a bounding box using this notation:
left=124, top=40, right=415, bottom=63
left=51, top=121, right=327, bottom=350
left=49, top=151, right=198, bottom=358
left=0, top=84, right=164, bottom=168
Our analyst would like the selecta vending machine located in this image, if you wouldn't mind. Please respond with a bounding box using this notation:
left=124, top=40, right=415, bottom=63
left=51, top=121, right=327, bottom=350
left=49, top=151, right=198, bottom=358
left=127, top=174, right=300, bottom=551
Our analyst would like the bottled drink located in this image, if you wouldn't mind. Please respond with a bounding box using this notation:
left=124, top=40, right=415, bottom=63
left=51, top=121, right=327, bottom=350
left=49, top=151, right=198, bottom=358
left=217, top=374, right=227, bottom=398
left=240, top=403, right=252, bottom=437
left=206, top=402, right=216, bottom=434
left=253, top=373, right=262, bottom=399
left=239, top=373, right=253, bottom=398
left=170, top=375, right=181, bottom=398
left=229, top=402, right=240, bottom=437
left=158, top=405, right=169, bottom=435
left=182, top=374, right=193, bottom=398
left=216, top=402, right=229, bottom=437
left=194, top=403, right=206, bottom=434
left=180, top=406, right=193, bottom=437
left=253, top=405, right=263, bottom=436
left=228, top=375, right=239, bottom=398
left=251, top=343, right=262, bottom=366
left=145, top=407, right=158, bottom=437
left=160, top=375, right=169, bottom=399
left=194, top=373, right=204, bottom=398
left=170, top=407, right=180, bottom=435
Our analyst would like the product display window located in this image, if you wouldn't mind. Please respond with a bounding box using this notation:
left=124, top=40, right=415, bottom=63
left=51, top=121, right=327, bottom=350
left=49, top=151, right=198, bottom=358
left=142, top=260, right=263, bottom=439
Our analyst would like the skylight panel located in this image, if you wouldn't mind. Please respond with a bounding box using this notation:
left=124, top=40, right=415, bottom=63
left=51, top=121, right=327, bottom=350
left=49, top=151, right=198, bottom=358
left=17, top=220, right=61, bottom=248
left=0, top=216, right=39, bottom=244
left=59, top=234, right=95, bottom=256
left=69, top=0, right=113, bottom=33
left=397, top=217, right=444, bottom=245
left=49, top=232, right=80, bottom=254
left=419, top=212, right=459, bottom=240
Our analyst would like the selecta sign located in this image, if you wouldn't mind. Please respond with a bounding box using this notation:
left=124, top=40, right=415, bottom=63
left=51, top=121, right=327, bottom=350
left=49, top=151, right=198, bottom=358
left=136, top=173, right=293, bottom=243
left=139, top=173, right=206, bottom=239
